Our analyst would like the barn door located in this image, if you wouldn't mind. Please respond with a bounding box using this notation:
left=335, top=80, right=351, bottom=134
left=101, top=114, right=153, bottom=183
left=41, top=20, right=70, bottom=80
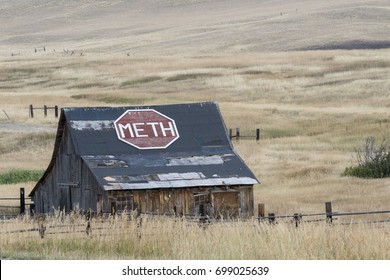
left=59, top=185, right=80, bottom=213
left=70, top=186, right=80, bottom=211
left=193, top=192, right=211, bottom=216
left=59, top=187, right=70, bottom=212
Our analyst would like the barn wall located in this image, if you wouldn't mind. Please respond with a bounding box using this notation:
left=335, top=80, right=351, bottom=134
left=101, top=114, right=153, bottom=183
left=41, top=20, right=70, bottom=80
left=107, top=185, right=254, bottom=218
left=32, top=124, right=106, bottom=214
left=79, top=159, right=106, bottom=213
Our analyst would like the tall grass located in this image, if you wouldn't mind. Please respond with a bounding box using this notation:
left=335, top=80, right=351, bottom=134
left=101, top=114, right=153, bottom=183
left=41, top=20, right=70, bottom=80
left=0, top=215, right=388, bottom=260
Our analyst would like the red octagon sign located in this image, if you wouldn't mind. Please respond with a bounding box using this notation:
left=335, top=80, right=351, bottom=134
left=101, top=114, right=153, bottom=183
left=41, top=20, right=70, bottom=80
left=114, top=109, right=179, bottom=149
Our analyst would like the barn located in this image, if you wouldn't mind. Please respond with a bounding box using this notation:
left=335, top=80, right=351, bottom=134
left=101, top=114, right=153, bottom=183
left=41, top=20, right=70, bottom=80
left=29, top=102, right=259, bottom=218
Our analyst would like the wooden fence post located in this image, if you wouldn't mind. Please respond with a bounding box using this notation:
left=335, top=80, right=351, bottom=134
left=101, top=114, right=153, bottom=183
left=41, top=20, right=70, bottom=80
left=29, top=104, right=34, bottom=118
left=235, top=128, right=240, bottom=140
left=258, top=203, right=265, bottom=222
left=136, top=217, right=142, bottom=240
left=19, top=188, right=25, bottom=215
left=44, top=105, right=47, bottom=117
left=256, top=128, right=260, bottom=141
left=85, top=210, right=92, bottom=236
left=38, top=215, right=46, bottom=238
left=229, top=128, right=233, bottom=139
left=268, top=213, right=276, bottom=225
left=325, top=202, right=333, bottom=224
left=293, top=213, right=301, bottom=228
left=54, top=106, right=59, bottom=118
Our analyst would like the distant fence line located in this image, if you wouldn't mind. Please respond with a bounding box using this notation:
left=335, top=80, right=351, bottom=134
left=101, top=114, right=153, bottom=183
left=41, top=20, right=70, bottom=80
left=29, top=104, right=59, bottom=118
left=257, top=202, right=390, bottom=227
left=34, top=46, right=46, bottom=53
left=229, top=128, right=260, bottom=141
left=1, top=200, right=390, bottom=239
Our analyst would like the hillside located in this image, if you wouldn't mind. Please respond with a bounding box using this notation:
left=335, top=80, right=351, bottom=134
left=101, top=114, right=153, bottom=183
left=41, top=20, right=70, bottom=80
left=1, top=0, right=389, bottom=56
left=1, top=0, right=390, bottom=260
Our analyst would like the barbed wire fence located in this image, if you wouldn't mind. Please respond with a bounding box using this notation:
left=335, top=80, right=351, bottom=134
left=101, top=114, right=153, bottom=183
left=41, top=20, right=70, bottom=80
left=1, top=201, right=389, bottom=239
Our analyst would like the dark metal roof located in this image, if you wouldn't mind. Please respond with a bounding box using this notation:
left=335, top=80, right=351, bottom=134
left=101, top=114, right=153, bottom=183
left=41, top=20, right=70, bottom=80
left=32, top=102, right=258, bottom=193
left=64, top=102, right=232, bottom=155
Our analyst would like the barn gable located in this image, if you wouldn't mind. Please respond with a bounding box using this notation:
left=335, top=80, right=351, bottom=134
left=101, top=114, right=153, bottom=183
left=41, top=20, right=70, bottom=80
left=30, top=102, right=259, bottom=216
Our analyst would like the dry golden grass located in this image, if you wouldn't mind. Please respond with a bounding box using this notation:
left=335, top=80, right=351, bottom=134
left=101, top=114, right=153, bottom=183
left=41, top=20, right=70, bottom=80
left=1, top=49, right=390, bottom=259
left=1, top=0, right=390, bottom=260
left=1, top=50, right=390, bottom=210
left=0, top=214, right=389, bottom=260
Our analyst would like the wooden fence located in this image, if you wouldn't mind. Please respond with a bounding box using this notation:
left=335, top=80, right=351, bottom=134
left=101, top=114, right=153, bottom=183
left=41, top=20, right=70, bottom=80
left=257, top=202, right=390, bottom=227
left=1, top=202, right=389, bottom=239
left=0, top=188, right=33, bottom=216
left=229, top=128, right=260, bottom=141
left=29, top=105, right=59, bottom=118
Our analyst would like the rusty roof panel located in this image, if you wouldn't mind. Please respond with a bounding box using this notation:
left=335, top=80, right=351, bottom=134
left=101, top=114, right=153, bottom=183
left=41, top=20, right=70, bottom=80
left=167, top=155, right=228, bottom=166
left=103, top=176, right=258, bottom=191
left=83, top=151, right=258, bottom=190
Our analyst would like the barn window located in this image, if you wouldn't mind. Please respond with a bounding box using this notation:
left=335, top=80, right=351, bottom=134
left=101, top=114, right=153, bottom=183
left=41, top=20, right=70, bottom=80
left=116, top=196, right=134, bottom=213
left=194, top=192, right=208, bottom=206
left=193, top=192, right=210, bottom=215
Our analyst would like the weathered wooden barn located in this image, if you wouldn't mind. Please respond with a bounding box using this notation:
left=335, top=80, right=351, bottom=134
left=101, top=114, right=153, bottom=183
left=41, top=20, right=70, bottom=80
left=29, top=102, right=259, bottom=218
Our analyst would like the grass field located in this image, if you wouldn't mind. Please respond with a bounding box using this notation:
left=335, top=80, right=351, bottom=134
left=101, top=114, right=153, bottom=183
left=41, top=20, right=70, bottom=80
left=0, top=0, right=390, bottom=259
left=0, top=215, right=389, bottom=260
left=1, top=49, right=389, bottom=259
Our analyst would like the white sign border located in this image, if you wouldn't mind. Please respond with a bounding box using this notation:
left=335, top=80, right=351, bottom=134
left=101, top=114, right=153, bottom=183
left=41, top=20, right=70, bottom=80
left=113, top=109, right=180, bottom=150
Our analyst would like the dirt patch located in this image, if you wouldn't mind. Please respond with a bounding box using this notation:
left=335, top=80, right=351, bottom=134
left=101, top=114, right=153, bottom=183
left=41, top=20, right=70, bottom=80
left=0, top=122, right=55, bottom=133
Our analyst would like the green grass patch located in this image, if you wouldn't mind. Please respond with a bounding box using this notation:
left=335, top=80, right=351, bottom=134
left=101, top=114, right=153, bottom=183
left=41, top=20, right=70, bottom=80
left=241, top=70, right=272, bottom=75
left=166, top=73, right=220, bottom=82
left=0, top=169, right=45, bottom=184
left=343, top=137, right=390, bottom=178
left=67, top=82, right=110, bottom=89
left=120, top=76, right=161, bottom=87
left=71, top=94, right=89, bottom=99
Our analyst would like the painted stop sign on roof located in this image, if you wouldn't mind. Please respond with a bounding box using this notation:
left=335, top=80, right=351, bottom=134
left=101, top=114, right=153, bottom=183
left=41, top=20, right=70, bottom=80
left=114, top=109, right=179, bottom=149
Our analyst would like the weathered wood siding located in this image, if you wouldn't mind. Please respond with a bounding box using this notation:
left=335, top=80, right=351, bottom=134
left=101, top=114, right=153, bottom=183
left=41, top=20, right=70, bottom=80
left=32, top=125, right=107, bottom=214
left=108, top=186, right=254, bottom=218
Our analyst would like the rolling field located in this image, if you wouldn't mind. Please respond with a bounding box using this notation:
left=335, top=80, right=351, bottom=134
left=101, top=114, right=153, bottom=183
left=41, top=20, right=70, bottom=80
left=0, top=0, right=390, bottom=259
